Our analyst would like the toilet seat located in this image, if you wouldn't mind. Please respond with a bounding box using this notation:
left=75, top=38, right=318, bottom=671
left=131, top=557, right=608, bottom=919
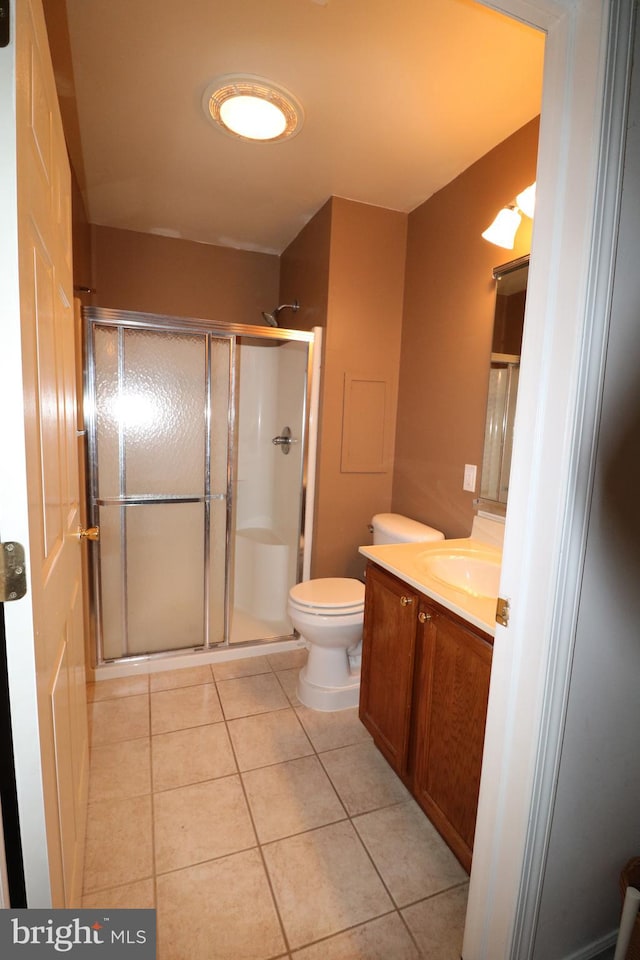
left=289, top=578, right=364, bottom=616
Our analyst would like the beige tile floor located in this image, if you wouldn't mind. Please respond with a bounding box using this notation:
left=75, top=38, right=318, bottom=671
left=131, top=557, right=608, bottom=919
left=84, top=649, right=468, bottom=960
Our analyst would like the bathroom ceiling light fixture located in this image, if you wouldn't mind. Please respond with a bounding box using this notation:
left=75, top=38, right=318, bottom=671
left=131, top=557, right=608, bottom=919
left=481, top=182, right=536, bottom=249
left=204, top=75, right=303, bottom=143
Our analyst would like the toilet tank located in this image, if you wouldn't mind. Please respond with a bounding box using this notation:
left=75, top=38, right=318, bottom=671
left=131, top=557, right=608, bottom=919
left=371, top=513, right=444, bottom=545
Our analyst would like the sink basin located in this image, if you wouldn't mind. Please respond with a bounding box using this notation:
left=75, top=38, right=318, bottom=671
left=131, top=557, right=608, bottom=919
left=420, top=553, right=501, bottom=598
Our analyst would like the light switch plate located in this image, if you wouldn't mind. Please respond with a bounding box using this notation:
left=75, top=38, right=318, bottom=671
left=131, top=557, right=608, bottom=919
left=463, top=463, right=477, bottom=492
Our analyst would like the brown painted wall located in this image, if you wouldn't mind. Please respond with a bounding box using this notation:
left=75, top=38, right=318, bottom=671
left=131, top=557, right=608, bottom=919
left=281, top=197, right=407, bottom=580
left=279, top=200, right=332, bottom=333
left=392, top=118, right=539, bottom=538
left=278, top=201, right=332, bottom=575
left=71, top=169, right=92, bottom=303
left=91, top=225, right=280, bottom=325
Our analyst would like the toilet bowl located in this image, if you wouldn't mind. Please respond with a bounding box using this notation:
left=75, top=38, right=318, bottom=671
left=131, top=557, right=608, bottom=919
left=288, top=578, right=365, bottom=712
left=288, top=514, right=445, bottom=712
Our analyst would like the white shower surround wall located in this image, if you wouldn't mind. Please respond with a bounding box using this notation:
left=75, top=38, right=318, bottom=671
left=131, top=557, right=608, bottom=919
left=232, top=340, right=308, bottom=628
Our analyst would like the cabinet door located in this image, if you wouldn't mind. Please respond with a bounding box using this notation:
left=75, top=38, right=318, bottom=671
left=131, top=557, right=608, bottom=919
left=359, top=564, right=418, bottom=775
left=413, top=604, right=492, bottom=871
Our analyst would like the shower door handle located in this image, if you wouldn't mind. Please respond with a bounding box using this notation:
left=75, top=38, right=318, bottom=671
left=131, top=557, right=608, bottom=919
left=78, top=525, right=100, bottom=542
left=272, top=426, right=294, bottom=454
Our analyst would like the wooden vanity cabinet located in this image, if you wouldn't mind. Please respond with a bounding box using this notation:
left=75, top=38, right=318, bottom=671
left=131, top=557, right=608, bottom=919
left=360, top=562, right=493, bottom=872
left=359, top=562, right=419, bottom=775
left=412, top=595, right=493, bottom=871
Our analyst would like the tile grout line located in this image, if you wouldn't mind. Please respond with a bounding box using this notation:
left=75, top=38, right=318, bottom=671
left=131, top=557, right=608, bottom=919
left=226, top=667, right=413, bottom=955
left=85, top=656, right=466, bottom=957
left=147, top=685, right=161, bottom=957
left=307, top=724, right=426, bottom=957
left=281, top=909, right=407, bottom=958
left=82, top=681, right=156, bottom=904
left=212, top=657, right=406, bottom=956
left=279, top=670, right=466, bottom=958
left=217, top=676, right=294, bottom=960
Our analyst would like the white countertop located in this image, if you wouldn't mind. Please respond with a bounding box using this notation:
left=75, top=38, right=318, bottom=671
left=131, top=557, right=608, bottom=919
left=359, top=537, right=501, bottom=636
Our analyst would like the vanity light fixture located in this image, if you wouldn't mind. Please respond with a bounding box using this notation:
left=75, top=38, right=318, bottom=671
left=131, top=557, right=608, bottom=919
left=203, top=75, right=303, bottom=143
left=482, top=182, right=536, bottom=249
left=482, top=205, right=522, bottom=249
left=516, top=182, right=536, bottom=219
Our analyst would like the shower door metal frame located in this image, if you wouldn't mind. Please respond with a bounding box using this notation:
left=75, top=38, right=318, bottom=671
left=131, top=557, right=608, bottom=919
left=83, top=306, right=315, bottom=667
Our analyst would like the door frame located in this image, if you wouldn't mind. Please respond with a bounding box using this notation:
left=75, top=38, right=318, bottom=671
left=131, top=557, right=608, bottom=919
left=0, top=0, right=52, bottom=906
left=466, top=0, right=634, bottom=956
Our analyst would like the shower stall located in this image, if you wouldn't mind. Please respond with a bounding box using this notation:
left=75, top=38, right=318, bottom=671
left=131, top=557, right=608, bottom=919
left=83, top=307, right=319, bottom=668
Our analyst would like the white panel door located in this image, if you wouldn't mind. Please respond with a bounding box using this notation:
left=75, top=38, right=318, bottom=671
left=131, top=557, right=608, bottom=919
left=0, top=0, right=88, bottom=906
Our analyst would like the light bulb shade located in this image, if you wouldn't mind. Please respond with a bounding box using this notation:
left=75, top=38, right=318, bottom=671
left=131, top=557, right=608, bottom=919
left=219, top=95, right=288, bottom=140
left=516, top=182, right=536, bottom=219
left=204, top=75, right=303, bottom=143
left=482, top=206, right=522, bottom=249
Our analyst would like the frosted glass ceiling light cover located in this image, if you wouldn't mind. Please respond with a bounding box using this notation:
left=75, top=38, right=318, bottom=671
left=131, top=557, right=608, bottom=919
left=220, top=96, right=287, bottom=140
left=482, top=206, right=522, bottom=249
left=516, top=182, right=536, bottom=219
left=204, top=75, right=303, bottom=142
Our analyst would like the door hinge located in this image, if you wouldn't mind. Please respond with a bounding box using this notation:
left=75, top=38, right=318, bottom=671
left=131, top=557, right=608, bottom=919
left=0, top=541, right=27, bottom=602
left=496, top=596, right=510, bottom=627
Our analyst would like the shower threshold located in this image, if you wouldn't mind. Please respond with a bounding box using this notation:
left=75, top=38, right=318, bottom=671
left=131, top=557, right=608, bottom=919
left=89, top=633, right=306, bottom=683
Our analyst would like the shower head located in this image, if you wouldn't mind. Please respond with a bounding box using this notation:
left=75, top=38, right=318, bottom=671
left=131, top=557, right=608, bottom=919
left=261, top=300, right=300, bottom=327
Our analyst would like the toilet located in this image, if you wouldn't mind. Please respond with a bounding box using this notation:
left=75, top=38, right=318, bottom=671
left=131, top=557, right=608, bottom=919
left=288, top=513, right=444, bottom=711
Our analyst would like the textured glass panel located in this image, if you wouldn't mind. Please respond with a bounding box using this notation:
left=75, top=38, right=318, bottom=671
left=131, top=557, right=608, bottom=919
left=123, top=329, right=207, bottom=497
left=89, top=320, right=237, bottom=661
left=126, top=502, right=205, bottom=654
left=97, top=504, right=125, bottom=660
left=208, top=498, right=227, bottom=644
left=94, top=325, right=121, bottom=500
left=210, top=337, right=230, bottom=496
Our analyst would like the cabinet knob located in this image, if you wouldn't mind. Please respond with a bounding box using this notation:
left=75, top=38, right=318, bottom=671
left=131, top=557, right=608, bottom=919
left=418, top=611, right=432, bottom=623
left=400, top=595, right=413, bottom=607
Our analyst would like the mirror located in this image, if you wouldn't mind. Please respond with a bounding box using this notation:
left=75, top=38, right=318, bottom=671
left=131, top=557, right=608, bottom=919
left=479, top=255, right=529, bottom=510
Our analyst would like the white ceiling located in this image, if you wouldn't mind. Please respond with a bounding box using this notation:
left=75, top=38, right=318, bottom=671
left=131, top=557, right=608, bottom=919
left=63, top=0, right=544, bottom=255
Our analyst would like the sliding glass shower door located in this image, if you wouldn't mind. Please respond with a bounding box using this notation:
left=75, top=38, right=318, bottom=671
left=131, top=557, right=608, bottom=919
left=87, top=316, right=231, bottom=661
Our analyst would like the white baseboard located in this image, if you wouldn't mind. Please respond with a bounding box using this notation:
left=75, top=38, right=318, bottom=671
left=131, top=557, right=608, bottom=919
left=560, top=930, right=617, bottom=960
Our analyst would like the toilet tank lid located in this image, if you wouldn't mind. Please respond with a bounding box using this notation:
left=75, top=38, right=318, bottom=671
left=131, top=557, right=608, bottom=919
left=290, top=578, right=365, bottom=608
left=371, top=513, right=444, bottom=542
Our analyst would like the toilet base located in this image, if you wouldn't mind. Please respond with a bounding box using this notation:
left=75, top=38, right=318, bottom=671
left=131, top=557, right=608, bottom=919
left=296, top=664, right=360, bottom=712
